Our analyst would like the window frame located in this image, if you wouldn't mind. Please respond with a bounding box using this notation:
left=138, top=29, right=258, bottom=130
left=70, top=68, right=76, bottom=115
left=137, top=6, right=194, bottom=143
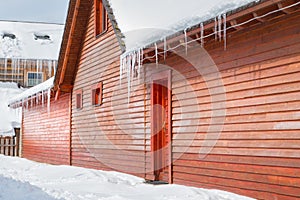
left=75, top=89, right=83, bottom=110
left=94, top=0, right=108, bottom=37
left=27, top=72, right=43, bottom=87
left=91, top=82, right=103, bottom=106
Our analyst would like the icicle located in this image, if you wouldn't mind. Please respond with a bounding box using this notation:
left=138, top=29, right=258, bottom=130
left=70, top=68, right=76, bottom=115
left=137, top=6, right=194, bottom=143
left=127, top=55, right=132, bottom=103
left=53, top=60, right=57, bottom=75
left=218, top=15, right=222, bottom=41
left=31, top=96, right=33, bottom=108
left=214, top=17, right=218, bottom=40
left=42, top=90, right=44, bottom=107
left=36, top=60, right=39, bottom=75
left=36, top=93, right=39, bottom=105
left=184, top=29, right=188, bottom=55
left=4, top=58, right=7, bottom=81
left=200, top=23, right=204, bottom=47
left=11, top=59, right=14, bottom=82
left=20, top=59, right=23, bottom=83
left=223, top=13, right=227, bottom=50
left=137, top=49, right=141, bottom=80
left=48, top=60, right=52, bottom=78
left=155, top=43, right=158, bottom=67
left=26, top=99, right=29, bottom=111
left=47, top=89, right=51, bottom=113
left=120, top=55, right=124, bottom=85
left=139, top=49, right=143, bottom=83
left=21, top=99, right=24, bottom=111
left=39, top=60, right=43, bottom=75
left=131, top=53, right=136, bottom=81
left=163, top=37, right=167, bottom=60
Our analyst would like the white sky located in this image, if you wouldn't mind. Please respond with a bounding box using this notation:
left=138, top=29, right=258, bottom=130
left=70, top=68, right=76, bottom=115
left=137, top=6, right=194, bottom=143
left=109, top=0, right=254, bottom=51
left=0, top=0, right=70, bottom=24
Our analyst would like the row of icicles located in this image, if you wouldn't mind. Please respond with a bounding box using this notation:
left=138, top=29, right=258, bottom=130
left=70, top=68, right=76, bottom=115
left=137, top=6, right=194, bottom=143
left=11, top=88, right=52, bottom=113
left=119, top=14, right=227, bottom=101
left=0, top=58, right=57, bottom=82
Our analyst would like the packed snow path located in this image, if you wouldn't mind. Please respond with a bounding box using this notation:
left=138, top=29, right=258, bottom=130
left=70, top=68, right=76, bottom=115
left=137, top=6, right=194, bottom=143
left=0, top=155, right=254, bottom=200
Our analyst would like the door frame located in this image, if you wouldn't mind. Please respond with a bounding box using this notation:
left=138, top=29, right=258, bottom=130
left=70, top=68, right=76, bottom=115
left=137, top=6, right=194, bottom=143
left=150, top=70, right=172, bottom=183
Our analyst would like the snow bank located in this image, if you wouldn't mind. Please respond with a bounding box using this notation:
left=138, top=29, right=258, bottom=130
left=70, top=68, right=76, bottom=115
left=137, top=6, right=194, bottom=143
left=108, top=0, right=257, bottom=52
left=0, top=21, right=64, bottom=60
left=8, top=77, right=54, bottom=105
left=0, top=176, right=55, bottom=200
left=0, top=82, right=24, bottom=136
left=0, top=155, right=254, bottom=200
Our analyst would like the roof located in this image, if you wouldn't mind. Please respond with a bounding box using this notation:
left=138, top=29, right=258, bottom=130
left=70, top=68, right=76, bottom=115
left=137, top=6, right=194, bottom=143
left=54, top=0, right=92, bottom=93
left=0, top=21, right=64, bottom=60
left=8, top=77, right=54, bottom=106
left=54, top=0, right=124, bottom=94
left=108, top=0, right=258, bottom=53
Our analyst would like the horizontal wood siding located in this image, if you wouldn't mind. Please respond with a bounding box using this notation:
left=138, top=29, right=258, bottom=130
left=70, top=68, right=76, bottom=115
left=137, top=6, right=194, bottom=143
left=71, top=3, right=146, bottom=177
left=166, top=11, right=300, bottom=199
left=70, top=2, right=299, bottom=199
left=22, top=93, right=71, bottom=165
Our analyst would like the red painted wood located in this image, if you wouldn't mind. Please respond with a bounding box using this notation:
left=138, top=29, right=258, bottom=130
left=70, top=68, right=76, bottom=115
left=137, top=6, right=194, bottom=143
left=22, top=93, right=71, bottom=165
left=52, top=1, right=300, bottom=199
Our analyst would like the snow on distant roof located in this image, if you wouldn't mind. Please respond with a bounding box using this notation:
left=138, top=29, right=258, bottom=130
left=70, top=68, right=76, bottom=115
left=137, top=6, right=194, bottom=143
left=0, top=82, right=24, bottom=136
left=8, top=77, right=54, bottom=105
left=108, top=0, right=257, bottom=52
left=0, top=21, right=64, bottom=60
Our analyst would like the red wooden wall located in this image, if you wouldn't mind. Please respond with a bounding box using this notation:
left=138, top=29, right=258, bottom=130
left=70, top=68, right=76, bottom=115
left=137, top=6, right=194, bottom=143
left=166, top=11, right=300, bottom=199
left=22, top=93, right=71, bottom=165
left=71, top=2, right=147, bottom=177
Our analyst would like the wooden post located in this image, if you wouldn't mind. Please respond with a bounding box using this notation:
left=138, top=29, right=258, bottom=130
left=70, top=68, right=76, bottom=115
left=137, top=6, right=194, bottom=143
left=14, top=128, right=20, bottom=157
left=6, top=137, right=10, bottom=156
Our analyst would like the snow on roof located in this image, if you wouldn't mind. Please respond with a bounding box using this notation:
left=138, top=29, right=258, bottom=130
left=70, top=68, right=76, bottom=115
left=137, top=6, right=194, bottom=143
left=0, top=82, right=24, bottom=136
left=8, top=77, right=54, bottom=105
left=0, top=21, right=64, bottom=60
left=108, top=0, right=257, bottom=53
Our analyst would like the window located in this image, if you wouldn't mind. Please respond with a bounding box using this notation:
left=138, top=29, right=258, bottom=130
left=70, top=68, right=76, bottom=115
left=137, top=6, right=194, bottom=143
left=27, top=72, right=43, bottom=87
left=34, top=33, right=50, bottom=40
left=2, top=33, right=16, bottom=39
left=92, top=82, right=103, bottom=106
left=94, top=0, right=107, bottom=36
left=75, top=90, right=83, bottom=109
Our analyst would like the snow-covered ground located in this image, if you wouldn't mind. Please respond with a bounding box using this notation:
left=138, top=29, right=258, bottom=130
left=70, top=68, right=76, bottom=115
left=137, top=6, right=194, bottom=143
left=0, top=155, right=254, bottom=200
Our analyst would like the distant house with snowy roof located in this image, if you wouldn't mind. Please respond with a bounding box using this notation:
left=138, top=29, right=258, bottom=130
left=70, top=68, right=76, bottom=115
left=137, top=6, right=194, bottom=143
left=8, top=0, right=300, bottom=199
left=0, top=21, right=64, bottom=87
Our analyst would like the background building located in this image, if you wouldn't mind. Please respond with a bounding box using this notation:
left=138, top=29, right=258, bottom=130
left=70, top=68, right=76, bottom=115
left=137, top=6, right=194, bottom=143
left=0, top=20, right=64, bottom=87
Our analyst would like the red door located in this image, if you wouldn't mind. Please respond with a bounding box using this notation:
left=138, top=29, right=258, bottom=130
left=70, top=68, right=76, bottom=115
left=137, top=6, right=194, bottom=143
left=151, top=71, right=172, bottom=183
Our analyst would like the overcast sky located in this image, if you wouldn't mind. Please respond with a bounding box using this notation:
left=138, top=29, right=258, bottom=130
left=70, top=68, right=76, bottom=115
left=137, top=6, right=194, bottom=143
left=0, top=0, right=70, bottom=24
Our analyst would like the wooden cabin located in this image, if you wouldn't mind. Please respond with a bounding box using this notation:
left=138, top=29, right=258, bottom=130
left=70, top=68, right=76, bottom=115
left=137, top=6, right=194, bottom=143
left=9, top=0, right=300, bottom=199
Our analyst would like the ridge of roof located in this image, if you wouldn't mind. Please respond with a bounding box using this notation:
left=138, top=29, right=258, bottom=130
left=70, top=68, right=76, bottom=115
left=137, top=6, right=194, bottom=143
left=103, top=0, right=126, bottom=53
